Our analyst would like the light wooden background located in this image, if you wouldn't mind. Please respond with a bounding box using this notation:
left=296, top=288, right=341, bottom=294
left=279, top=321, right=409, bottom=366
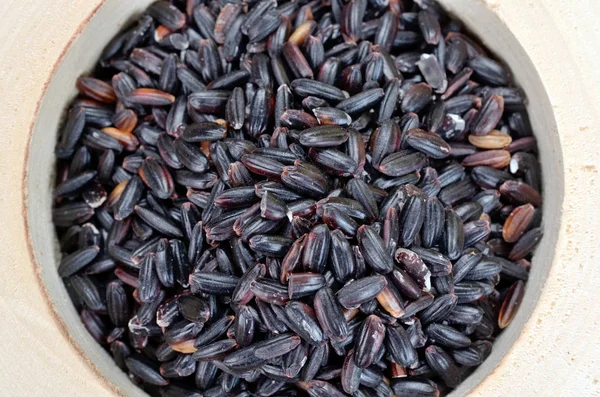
left=0, top=0, right=598, bottom=395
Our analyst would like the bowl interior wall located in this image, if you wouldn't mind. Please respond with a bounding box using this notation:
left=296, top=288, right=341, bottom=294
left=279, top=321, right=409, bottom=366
left=25, top=0, right=563, bottom=395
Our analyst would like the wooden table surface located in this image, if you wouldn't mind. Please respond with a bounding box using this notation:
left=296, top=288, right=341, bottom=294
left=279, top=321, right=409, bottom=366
left=0, top=0, right=599, bottom=395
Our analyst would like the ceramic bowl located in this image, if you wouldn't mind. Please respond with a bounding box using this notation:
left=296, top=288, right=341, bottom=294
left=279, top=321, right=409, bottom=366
left=25, top=0, right=563, bottom=395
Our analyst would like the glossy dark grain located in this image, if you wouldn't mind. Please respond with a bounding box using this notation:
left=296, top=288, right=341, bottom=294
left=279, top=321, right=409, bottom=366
left=54, top=1, right=542, bottom=395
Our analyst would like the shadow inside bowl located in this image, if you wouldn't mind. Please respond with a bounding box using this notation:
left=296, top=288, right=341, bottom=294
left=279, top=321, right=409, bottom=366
left=25, top=0, right=563, bottom=395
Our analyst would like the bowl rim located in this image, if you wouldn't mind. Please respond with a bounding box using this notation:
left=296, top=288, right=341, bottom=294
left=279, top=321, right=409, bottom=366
left=22, top=0, right=564, bottom=396
left=23, top=1, right=154, bottom=395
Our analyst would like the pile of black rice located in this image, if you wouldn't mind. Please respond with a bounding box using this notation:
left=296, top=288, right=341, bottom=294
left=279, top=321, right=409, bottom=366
left=53, top=0, right=543, bottom=395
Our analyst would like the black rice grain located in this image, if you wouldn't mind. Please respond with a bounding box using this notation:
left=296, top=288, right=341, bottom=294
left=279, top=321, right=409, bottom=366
left=54, top=1, right=542, bottom=395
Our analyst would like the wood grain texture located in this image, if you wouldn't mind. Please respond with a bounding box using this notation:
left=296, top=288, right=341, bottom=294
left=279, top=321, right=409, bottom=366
left=0, top=0, right=598, bottom=396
